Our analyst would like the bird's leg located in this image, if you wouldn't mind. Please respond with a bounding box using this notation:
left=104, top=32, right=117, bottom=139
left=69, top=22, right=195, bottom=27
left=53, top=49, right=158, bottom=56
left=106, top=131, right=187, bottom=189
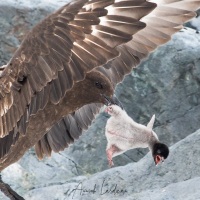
left=106, top=145, right=121, bottom=167
left=106, top=147, right=114, bottom=167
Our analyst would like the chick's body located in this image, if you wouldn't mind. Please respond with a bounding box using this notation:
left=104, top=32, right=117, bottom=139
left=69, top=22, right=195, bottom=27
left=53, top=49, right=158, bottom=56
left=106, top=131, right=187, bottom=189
left=104, top=105, right=163, bottom=167
left=105, top=111, right=151, bottom=151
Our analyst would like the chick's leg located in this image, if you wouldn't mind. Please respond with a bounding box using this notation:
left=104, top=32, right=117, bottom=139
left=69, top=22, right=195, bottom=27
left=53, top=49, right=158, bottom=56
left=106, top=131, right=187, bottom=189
left=106, top=144, right=121, bottom=167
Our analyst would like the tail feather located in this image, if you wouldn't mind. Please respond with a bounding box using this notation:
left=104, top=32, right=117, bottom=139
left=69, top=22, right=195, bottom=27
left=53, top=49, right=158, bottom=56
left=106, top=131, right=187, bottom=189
left=147, top=114, right=155, bottom=130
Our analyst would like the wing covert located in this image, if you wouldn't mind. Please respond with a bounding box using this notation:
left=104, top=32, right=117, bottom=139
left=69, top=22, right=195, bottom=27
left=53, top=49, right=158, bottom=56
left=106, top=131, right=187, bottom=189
left=34, top=103, right=102, bottom=159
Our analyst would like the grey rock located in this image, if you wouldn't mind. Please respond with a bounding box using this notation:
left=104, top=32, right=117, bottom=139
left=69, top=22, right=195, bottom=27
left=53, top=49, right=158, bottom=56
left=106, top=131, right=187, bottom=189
left=1, top=1, right=200, bottom=199
left=186, top=9, right=200, bottom=32
left=22, top=128, right=200, bottom=200
left=0, top=193, right=9, bottom=200
left=188, top=16, right=200, bottom=32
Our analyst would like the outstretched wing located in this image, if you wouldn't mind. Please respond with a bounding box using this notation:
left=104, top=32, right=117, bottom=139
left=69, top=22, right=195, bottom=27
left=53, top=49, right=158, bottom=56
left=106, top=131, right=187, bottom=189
left=98, top=0, right=200, bottom=86
left=34, top=0, right=200, bottom=159
left=0, top=0, right=156, bottom=159
left=0, top=0, right=155, bottom=138
left=0, top=102, right=102, bottom=160
left=35, top=103, right=102, bottom=159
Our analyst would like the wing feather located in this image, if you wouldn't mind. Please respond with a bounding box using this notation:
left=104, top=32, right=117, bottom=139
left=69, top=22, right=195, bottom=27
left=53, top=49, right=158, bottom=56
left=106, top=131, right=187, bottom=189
left=34, top=103, right=101, bottom=159
left=0, top=0, right=152, bottom=138
left=0, top=1, right=88, bottom=137
left=100, top=0, right=200, bottom=86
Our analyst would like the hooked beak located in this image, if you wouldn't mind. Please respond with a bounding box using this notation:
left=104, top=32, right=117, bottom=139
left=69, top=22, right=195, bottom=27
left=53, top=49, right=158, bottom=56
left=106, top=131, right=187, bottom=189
left=101, top=94, right=124, bottom=110
left=154, top=155, right=165, bottom=166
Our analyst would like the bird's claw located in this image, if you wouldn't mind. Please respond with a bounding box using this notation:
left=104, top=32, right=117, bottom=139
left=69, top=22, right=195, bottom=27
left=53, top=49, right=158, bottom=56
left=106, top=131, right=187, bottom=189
left=108, top=159, right=114, bottom=167
left=106, top=152, right=114, bottom=167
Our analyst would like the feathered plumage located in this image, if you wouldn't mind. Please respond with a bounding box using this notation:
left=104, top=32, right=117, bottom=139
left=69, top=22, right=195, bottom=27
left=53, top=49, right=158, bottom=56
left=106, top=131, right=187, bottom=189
left=0, top=0, right=199, bottom=171
left=105, top=105, right=169, bottom=166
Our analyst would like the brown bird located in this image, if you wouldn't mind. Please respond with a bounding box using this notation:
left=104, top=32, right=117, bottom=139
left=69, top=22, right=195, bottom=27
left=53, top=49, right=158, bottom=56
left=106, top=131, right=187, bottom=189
left=0, top=0, right=199, bottom=198
left=104, top=103, right=169, bottom=167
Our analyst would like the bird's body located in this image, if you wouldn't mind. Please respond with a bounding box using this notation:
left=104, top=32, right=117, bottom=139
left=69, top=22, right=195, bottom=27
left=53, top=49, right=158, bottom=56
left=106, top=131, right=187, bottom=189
left=105, top=105, right=168, bottom=166
left=0, top=69, right=111, bottom=170
left=106, top=110, right=151, bottom=150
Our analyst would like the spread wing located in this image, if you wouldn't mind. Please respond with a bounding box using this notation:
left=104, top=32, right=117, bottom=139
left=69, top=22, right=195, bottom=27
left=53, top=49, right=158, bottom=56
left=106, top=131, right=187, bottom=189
left=35, top=103, right=102, bottom=159
left=0, top=0, right=156, bottom=158
left=34, top=0, right=200, bottom=159
left=0, top=0, right=154, bottom=138
left=98, top=0, right=200, bottom=86
left=0, top=103, right=102, bottom=159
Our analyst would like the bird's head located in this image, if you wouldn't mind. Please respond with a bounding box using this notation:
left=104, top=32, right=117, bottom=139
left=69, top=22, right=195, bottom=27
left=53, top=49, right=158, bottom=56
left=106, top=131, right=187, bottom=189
left=152, top=142, right=169, bottom=166
left=75, top=69, right=126, bottom=112
left=72, top=70, right=114, bottom=106
left=147, top=115, right=169, bottom=165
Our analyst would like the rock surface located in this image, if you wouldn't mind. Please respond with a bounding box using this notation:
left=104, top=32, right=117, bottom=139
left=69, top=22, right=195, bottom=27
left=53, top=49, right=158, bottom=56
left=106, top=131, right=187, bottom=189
left=23, top=129, right=200, bottom=200
left=187, top=9, right=200, bottom=31
left=0, top=1, right=200, bottom=199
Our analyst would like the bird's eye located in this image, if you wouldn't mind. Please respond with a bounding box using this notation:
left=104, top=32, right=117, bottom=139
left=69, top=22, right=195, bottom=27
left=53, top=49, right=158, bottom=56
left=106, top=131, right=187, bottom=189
left=157, top=150, right=161, bottom=154
left=95, top=82, right=103, bottom=89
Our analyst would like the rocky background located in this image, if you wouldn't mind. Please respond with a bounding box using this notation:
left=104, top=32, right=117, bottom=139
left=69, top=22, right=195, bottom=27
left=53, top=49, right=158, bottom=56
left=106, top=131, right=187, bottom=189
left=0, top=1, right=200, bottom=199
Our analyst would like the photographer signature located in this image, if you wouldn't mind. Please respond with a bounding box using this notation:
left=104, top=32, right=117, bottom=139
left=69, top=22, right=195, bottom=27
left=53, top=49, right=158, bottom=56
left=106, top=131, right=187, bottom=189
left=65, top=179, right=128, bottom=199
